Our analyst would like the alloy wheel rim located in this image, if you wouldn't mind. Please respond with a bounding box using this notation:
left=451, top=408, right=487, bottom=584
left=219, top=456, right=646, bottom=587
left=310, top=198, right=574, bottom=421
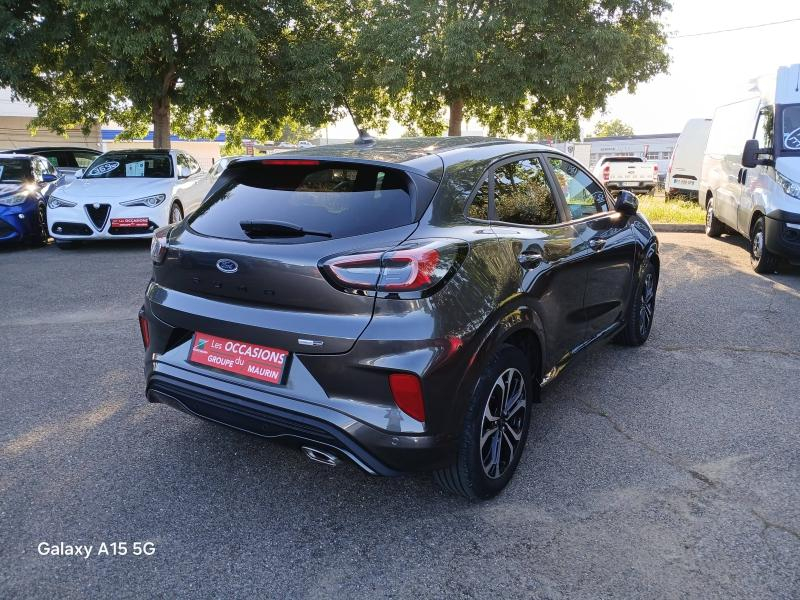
left=752, top=229, right=764, bottom=260
left=639, top=273, right=655, bottom=337
left=706, top=202, right=713, bottom=231
left=38, top=204, right=48, bottom=242
left=480, top=367, right=527, bottom=479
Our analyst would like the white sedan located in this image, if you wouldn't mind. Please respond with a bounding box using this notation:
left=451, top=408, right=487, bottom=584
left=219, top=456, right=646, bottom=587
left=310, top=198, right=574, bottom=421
left=46, top=149, right=211, bottom=247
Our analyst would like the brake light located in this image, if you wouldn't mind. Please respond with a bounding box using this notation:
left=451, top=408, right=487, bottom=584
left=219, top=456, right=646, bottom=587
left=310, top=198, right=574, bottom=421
left=150, top=226, right=170, bottom=264
left=602, top=165, right=610, bottom=182
left=138, top=310, right=150, bottom=349
left=389, top=373, right=425, bottom=422
left=653, top=164, right=659, bottom=182
left=261, top=159, right=320, bottom=166
left=320, top=239, right=466, bottom=295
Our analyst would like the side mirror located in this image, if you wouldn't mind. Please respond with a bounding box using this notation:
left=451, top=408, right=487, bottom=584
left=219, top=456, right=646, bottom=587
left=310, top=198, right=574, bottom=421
left=742, top=139, right=773, bottom=168
left=41, top=173, right=58, bottom=183
left=177, top=165, right=191, bottom=179
left=74, top=169, right=84, bottom=179
left=615, top=190, right=639, bottom=216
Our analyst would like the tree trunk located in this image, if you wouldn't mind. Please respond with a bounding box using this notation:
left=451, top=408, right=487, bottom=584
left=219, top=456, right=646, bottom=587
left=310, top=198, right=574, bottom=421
left=152, top=96, right=171, bottom=149
left=448, top=99, right=463, bottom=136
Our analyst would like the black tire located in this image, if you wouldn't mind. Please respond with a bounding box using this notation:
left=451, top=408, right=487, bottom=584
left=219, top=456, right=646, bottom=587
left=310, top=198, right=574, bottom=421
left=169, top=201, right=183, bottom=224
left=749, top=216, right=779, bottom=274
left=705, top=197, right=724, bottom=237
left=29, top=202, right=49, bottom=246
left=615, top=260, right=658, bottom=347
left=434, top=344, right=535, bottom=500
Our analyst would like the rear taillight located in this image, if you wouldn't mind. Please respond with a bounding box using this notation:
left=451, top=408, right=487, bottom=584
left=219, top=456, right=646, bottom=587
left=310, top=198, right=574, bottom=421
left=319, top=239, right=467, bottom=296
left=150, top=226, right=170, bottom=264
left=653, top=164, right=659, bottom=182
left=138, top=309, right=150, bottom=349
left=389, top=373, right=425, bottom=422
left=602, top=165, right=610, bottom=182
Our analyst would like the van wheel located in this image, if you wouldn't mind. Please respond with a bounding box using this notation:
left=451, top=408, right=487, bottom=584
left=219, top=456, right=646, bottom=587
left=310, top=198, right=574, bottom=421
left=705, top=198, right=724, bottom=237
left=434, top=345, right=534, bottom=500
left=750, top=217, right=778, bottom=274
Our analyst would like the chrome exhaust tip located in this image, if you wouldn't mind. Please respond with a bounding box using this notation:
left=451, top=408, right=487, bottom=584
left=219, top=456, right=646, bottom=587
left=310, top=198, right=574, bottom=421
left=301, top=446, right=340, bottom=467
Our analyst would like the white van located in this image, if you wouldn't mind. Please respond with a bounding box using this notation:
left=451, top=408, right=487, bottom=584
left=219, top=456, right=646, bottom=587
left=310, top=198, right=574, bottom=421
left=699, top=64, right=800, bottom=273
left=665, top=118, right=712, bottom=200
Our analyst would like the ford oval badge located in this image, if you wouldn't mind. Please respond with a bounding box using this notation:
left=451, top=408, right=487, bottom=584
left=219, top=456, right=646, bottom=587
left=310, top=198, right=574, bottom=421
left=216, top=258, right=238, bottom=274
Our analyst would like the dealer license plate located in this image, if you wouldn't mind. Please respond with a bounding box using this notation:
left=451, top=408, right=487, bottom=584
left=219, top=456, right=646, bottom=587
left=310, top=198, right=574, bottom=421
left=188, top=332, right=289, bottom=384
left=111, top=217, right=149, bottom=228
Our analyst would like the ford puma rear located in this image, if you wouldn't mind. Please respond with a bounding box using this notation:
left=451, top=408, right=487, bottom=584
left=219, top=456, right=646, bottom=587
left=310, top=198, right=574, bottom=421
left=141, top=138, right=659, bottom=498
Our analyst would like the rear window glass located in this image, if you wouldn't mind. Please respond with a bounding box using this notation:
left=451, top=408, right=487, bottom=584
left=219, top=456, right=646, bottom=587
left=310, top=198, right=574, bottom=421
left=188, top=162, right=417, bottom=241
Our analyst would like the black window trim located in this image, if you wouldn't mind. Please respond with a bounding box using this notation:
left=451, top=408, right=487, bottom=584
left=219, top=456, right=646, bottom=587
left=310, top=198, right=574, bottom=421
left=541, top=152, right=617, bottom=224
left=463, top=152, right=571, bottom=229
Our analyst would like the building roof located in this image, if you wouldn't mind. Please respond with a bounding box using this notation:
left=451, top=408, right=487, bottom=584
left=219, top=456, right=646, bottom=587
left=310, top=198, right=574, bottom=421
left=584, top=133, right=680, bottom=142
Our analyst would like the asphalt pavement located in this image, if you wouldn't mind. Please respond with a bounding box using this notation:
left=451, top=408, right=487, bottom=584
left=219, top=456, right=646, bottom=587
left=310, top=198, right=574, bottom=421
left=1, top=234, right=798, bottom=599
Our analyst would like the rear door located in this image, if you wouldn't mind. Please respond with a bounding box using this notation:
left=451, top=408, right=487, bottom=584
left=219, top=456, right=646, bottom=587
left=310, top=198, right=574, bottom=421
left=544, top=155, right=636, bottom=339
left=484, top=155, right=591, bottom=369
left=150, top=159, right=438, bottom=355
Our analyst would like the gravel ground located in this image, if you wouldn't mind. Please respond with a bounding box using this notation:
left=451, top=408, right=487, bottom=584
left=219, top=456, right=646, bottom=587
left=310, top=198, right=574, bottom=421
left=0, top=233, right=798, bottom=599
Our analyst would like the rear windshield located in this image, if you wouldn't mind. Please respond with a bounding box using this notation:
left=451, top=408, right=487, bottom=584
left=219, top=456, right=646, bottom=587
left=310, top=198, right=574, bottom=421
left=0, top=158, right=32, bottom=182
left=188, top=161, right=417, bottom=241
left=83, top=153, right=173, bottom=178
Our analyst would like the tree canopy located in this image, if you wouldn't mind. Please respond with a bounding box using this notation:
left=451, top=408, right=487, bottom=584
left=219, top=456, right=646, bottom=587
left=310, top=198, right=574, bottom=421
left=593, top=118, right=635, bottom=137
left=0, top=0, right=671, bottom=146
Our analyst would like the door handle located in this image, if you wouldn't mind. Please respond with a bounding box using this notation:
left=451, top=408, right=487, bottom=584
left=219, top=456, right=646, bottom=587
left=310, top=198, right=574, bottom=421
left=738, top=168, right=748, bottom=185
left=517, top=251, right=543, bottom=269
left=588, top=239, right=607, bottom=251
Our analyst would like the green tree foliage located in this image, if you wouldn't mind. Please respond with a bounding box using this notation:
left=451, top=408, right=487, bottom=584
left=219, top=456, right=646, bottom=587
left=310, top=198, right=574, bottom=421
left=350, top=0, right=671, bottom=136
left=593, top=118, right=635, bottom=137
left=0, top=0, right=332, bottom=148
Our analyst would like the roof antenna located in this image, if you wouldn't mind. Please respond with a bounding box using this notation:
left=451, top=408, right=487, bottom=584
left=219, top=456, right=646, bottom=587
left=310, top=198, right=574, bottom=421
left=343, top=99, right=375, bottom=146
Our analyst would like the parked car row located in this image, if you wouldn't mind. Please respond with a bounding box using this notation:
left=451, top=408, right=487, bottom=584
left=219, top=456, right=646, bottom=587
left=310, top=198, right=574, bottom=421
left=0, top=147, right=241, bottom=248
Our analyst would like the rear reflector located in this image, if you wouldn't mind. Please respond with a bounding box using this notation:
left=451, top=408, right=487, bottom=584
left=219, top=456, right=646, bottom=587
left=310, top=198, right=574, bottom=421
left=261, top=159, right=320, bottom=166
left=138, top=309, right=150, bottom=349
left=389, top=373, right=425, bottom=422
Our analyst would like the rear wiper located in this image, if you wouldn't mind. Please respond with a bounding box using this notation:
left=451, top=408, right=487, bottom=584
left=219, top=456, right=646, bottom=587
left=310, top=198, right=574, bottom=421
left=239, top=220, right=332, bottom=238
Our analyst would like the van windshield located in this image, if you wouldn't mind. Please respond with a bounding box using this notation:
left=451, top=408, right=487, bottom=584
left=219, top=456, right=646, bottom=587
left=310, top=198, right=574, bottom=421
left=782, top=105, right=800, bottom=151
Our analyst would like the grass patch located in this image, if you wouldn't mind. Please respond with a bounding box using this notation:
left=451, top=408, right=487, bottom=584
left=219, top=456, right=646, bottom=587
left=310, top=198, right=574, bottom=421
left=637, top=195, right=705, bottom=224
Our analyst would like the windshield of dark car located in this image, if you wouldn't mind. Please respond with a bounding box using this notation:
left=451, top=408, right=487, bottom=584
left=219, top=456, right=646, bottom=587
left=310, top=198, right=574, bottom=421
left=83, top=153, right=173, bottom=178
left=782, top=105, right=800, bottom=151
left=189, top=161, right=417, bottom=241
left=0, top=158, right=32, bottom=183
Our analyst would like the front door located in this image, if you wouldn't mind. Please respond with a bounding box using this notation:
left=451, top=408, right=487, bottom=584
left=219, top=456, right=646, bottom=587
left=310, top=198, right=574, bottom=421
left=484, top=155, right=592, bottom=371
left=545, top=155, right=636, bottom=339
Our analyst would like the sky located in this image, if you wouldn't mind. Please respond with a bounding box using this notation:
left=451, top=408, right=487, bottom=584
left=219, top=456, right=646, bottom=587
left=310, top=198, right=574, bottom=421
left=327, top=0, right=800, bottom=141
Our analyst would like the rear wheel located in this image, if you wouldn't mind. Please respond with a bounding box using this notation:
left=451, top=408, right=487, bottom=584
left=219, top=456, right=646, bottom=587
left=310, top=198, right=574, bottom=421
left=705, top=198, right=724, bottom=237
left=615, top=261, right=657, bottom=346
left=434, top=345, right=534, bottom=500
left=750, top=216, right=778, bottom=274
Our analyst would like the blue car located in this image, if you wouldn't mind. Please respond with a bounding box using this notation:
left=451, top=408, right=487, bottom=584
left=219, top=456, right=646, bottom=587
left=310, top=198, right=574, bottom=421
left=0, top=154, right=63, bottom=245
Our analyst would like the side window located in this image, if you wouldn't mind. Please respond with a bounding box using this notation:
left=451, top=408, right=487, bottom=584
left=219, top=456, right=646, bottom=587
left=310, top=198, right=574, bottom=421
left=30, top=158, right=44, bottom=181
left=468, top=179, right=489, bottom=220
left=547, top=157, right=609, bottom=219
left=492, top=158, right=559, bottom=226
left=755, top=106, right=774, bottom=149
left=43, top=158, right=58, bottom=175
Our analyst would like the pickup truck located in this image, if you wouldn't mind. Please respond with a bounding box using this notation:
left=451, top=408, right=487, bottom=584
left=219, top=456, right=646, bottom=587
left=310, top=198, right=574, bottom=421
left=592, top=156, right=658, bottom=195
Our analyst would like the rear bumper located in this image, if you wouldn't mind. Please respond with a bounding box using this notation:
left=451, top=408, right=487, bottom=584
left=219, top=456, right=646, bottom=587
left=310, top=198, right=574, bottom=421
left=606, top=182, right=655, bottom=194
left=146, top=364, right=456, bottom=475
left=765, top=213, right=800, bottom=262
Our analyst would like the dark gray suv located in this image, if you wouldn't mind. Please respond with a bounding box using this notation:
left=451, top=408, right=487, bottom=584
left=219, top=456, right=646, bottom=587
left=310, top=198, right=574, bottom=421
left=140, top=138, right=659, bottom=499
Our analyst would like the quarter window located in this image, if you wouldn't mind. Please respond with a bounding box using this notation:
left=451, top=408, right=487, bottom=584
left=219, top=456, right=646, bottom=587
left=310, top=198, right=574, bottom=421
left=548, top=157, right=609, bottom=219
left=492, top=158, right=559, bottom=226
left=468, top=179, right=489, bottom=220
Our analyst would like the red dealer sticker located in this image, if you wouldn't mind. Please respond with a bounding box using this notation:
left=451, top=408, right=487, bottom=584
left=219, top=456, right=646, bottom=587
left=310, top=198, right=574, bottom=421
left=188, top=332, right=289, bottom=384
left=111, top=217, right=149, bottom=228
